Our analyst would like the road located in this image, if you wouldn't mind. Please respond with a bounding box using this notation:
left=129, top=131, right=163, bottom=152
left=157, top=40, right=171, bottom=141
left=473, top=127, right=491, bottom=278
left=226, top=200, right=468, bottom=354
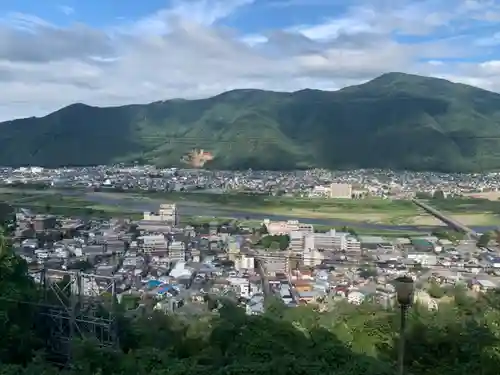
left=255, top=258, right=271, bottom=299
left=412, top=198, right=480, bottom=239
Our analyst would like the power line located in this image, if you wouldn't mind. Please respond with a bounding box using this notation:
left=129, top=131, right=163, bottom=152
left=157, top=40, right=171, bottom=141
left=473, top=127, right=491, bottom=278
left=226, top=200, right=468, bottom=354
left=56, top=135, right=500, bottom=141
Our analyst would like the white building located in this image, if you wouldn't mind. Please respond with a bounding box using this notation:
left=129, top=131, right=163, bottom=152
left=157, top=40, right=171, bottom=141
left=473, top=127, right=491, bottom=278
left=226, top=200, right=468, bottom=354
left=263, top=219, right=313, bottom=236
left=140, top=234, right=167, bottom=252
left=235, top=254, right=255, bottom=270
left=329, top=183, right=352, bottom=199
left=303, top=248, right=324, bottom=267
left=168, top=241, right=185, bottom=263
left=143, top=203, right=179, bottom=225
left=304, top=230, right=360, bottom=251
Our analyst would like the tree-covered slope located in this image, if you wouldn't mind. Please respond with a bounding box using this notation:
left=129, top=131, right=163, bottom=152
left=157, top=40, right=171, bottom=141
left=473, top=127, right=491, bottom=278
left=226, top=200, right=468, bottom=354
left=2, top=72, right=500, bottom=171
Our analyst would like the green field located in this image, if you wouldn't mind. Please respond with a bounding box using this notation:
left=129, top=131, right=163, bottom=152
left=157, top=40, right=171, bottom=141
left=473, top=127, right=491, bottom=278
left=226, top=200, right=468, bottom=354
left=0, top=187, right=451, bottom=237
left=3, top=187, right=499, bottom=227
left=0, top=190, right=142, bottom=219
left=99, top=190, right=425, bottom=225
left=414, top=198, right=500, bottom=226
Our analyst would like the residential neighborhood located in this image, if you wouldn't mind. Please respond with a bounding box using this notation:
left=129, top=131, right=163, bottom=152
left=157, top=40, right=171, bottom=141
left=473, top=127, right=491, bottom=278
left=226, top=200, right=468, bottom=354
left=3, top=165, right=500, bottom=198
left=8, top=201, right=500, bottom=317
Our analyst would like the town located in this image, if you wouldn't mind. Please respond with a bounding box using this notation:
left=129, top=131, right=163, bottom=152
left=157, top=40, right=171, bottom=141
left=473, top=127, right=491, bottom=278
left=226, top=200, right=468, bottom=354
left=3, top=165, right=500, bottom=198
left=7, top=198, right=500, bottom=318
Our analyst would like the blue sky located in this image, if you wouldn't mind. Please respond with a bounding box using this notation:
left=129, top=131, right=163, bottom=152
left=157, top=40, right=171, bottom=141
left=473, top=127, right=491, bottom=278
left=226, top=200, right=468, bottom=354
left=0, top=0, right=499, bottom=120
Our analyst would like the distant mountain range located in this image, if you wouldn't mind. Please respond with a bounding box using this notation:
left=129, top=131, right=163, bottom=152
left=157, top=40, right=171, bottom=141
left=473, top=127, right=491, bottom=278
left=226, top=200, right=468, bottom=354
left=1, top=72, right=500, bottom=172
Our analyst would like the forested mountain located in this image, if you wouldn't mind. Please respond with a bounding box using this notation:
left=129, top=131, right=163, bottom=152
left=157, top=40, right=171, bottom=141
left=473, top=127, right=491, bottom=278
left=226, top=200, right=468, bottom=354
left=2, top=72, right=500, bottom=172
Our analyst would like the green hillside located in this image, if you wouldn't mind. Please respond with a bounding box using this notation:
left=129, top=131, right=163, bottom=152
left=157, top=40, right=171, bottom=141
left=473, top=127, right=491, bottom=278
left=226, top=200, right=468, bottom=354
left=2, top=72, right=500, bottom=171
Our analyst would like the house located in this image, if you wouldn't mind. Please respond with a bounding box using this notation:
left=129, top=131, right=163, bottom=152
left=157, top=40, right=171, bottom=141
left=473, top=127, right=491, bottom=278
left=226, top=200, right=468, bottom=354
left=470, top=279, right=497, bottom=292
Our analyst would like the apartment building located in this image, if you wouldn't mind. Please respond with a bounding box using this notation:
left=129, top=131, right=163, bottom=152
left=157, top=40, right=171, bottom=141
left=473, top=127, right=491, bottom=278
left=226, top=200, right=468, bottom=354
left=303, top=248, right=324, bottom=267
left=290, top=230, right=306, bottom=252
left=168, top=240, right=186, bottom=263
left=32, top=215, right=57, bottom=231
left=140, top=234, right=168, bottom=253
left=143, top=203, right=179, bottom=226
left=329, top=183, right=352, bottom=199
left=235, top=254, right=255, bottom=271
left=304, top=230, right=361, bottom=252
left=263, top=219, right=314, bottom=236
left=258, top=251, right=289, bottom=275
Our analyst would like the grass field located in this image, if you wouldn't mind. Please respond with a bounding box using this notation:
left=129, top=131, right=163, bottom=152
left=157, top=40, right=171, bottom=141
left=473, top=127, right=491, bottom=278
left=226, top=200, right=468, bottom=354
left=100, top=191, right=425, bottom=225
left=87, top=192, right=500, bottom=226
left=0, top=189, right=142, bottom=219
left=419, top=197, right=500, bottom=226
left=3, top=187, right=499, bottom=227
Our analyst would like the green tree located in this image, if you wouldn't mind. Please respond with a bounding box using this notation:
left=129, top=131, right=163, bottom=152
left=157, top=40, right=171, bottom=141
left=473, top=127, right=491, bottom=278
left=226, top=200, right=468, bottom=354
left=432, top=190, right=446, bottom=199
left=268, top=241, right=280, bottom=251
left=478, top=232, right=492, bottom=247
left=427, top=282, right=445, bottom=299
left=415, top=192, right=432, bottom=199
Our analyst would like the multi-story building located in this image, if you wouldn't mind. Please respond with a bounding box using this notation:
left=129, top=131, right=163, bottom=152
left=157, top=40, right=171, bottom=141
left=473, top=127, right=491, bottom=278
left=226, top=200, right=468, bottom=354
left=140, top=234, right=167, bottom=252
left=32, top=215, right=57, bottom=231
left=263, top=219, right=313, bottom=236
left=143, top=203, right=179, bottom=226
left=258, top=251, right=289, bottom=275
left=235, top=254, right=255, bottom=270
left=290, top=230, right=306, bottom=252
left=168, top=240, right=186, bottom=263
left=303, top=248, right=324, bottom=267
left=304, top=230, right=360, bottom=252
left=329, top=183, right=352, bottom=199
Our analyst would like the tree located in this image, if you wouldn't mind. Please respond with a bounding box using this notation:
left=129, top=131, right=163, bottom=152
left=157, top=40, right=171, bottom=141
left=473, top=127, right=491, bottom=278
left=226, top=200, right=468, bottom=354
left=258, top=235, right=290, bottom=250
left=359, top=266, right=377, bottom=279
left=478, top=233, right=492, bottom=247
left=427, top=282, right=445, bottom=299
left=415, top=192, right=432, bottom=199
left=3, top=221, right=500, bottom=375
left=432, top=190, right=445, bottom=199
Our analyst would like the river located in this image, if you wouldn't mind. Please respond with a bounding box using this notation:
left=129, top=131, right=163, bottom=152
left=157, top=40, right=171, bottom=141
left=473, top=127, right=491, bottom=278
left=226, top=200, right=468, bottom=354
left=72, top=192, right=498, bottom=233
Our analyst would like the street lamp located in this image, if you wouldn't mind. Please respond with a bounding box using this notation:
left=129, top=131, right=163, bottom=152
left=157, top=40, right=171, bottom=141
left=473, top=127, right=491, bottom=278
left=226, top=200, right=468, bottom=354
left=394, top=275, right=415, bottom=375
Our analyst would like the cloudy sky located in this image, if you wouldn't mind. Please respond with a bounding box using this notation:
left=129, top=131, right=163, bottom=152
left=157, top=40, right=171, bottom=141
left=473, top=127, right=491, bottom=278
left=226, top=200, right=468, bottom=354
left=0, top=0, right=499, bottom=120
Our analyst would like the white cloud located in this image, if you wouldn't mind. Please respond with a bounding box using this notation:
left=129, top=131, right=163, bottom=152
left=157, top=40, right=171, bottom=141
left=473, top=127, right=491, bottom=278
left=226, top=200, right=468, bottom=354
left=58, top=6, right=75, bottom=16
left=128, top=0, right=254, bottom=35
left=0, top=0, right=498, bottom=120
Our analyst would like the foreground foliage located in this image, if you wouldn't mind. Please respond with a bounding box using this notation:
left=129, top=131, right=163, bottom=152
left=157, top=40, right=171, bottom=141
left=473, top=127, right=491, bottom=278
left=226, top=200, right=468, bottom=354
left=1, top=239, right=500, bottom=374
left=1, top=73, right=500, bottom=171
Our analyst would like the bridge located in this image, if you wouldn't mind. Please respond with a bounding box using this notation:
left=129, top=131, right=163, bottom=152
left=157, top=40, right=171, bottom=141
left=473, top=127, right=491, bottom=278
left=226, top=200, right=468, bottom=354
left=412, top=198, right=479, bottom=239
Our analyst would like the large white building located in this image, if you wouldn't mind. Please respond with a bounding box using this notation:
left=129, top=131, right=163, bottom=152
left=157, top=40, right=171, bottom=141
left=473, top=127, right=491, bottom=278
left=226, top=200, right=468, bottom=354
left=329, top=183, right=352, bottom=199
left=304, top=230, right=360, bottom=252
left=263, top=219, right=314, bottom=236
left=235, top=254, right=255, bottom=271
left=309, top=183, right=353, bottom=199
left=143, top=203, right=179, bottom=225
left=168, top=240, right=186, bottom=262
left=140, top=234, right=168, bottom=252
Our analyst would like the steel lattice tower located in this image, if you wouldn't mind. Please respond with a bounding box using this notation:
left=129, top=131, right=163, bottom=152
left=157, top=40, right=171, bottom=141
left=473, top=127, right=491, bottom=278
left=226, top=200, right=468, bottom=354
left=31, top=268, right=119, bottom=366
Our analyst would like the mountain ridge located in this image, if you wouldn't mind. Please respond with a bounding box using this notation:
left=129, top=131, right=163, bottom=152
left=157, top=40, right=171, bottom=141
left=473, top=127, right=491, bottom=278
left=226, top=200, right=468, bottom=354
left=1, top=72, right=500, bottom=172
